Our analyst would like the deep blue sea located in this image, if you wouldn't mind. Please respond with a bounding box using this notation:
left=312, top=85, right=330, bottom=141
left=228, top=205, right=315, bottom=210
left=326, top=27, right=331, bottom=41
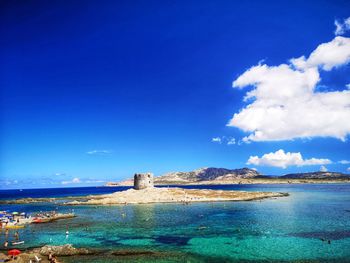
left=1, top=184, right=350, bottom=262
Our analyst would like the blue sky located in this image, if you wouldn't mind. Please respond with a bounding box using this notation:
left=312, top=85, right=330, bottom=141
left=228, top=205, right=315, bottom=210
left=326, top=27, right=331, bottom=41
left=1, top=0, right=350, bottom=189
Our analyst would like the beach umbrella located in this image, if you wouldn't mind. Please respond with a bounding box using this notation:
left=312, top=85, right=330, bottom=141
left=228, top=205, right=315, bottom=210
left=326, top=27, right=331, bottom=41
left=12, top=212, right=19, bottom=215
left=8, top=249, right=21, bottom=256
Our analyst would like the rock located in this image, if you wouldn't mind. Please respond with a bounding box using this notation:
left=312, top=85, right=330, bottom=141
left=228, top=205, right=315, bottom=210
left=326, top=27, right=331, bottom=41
left=34, top=244, right=92, bottom=256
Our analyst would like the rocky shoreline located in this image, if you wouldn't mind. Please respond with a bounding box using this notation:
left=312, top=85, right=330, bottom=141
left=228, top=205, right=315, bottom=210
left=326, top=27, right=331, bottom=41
left=0, top=187, right=288, bottom=205
left=0, top=245, right=202, bottom=263
left=65, top=187, right=288, bottom=205
left=0, top=244, right=98, bottom=263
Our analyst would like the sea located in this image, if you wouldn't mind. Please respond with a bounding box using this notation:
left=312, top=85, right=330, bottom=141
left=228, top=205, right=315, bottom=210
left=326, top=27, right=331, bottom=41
left=0, top=184, right=350, bottom=262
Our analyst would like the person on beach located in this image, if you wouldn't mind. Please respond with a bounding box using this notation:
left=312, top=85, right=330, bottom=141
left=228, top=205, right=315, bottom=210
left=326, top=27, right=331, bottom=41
left=14, top=231, right=19, bottom=240
left=3, top=241, right=8, bottom=248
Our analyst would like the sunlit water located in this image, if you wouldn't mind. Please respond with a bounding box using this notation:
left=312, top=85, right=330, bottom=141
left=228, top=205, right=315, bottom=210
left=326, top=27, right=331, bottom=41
left=1, top=184, right=350, bottom=262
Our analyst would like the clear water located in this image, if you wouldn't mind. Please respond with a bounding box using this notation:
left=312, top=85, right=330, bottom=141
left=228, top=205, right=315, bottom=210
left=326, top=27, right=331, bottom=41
left=1, top=184, right=350, bottom=262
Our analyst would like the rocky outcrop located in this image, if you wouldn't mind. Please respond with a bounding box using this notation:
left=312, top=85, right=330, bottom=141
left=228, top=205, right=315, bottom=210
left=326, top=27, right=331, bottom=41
left=34, top=244, right=93, bottom=256
left=64, top=187, right=288, bottom=205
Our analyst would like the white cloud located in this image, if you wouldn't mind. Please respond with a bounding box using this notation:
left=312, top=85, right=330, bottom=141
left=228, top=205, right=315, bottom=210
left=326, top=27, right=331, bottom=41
left=62, top=177, right=81, bottom=185
left=334, top=17, right=350, bottom=35
left=347, top=167, right=350, bottom=172
left=227, top=138, right=236, bottom=145
left=339, top=160, right=350, bottom=164
left=246, top=149, right=332, bottom=169
left=298, top=36, right=350, bottom=71
left=212, top=136, right=236, bottom=145
left=87, top=150, right=112, bottom=155
left=228, top=36, right=350, bottom=142
left=320, top=165, right=328, bottom=172
left=211, top=137, right=222, bottom=143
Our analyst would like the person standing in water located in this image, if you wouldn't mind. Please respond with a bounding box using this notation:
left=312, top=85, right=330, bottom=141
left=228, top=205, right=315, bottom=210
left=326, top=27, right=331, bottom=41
left=14, top=231, right=19, bottom=241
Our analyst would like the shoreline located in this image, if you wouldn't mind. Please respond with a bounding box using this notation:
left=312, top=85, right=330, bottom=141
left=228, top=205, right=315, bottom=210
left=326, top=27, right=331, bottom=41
left=64, top=187, right=288, bottom=205
left=0, top=187, right=288, bottom=205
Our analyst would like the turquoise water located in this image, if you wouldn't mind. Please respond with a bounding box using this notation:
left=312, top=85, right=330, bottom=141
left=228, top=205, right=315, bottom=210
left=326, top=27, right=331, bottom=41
left=1, top=184, right=350, bottom=262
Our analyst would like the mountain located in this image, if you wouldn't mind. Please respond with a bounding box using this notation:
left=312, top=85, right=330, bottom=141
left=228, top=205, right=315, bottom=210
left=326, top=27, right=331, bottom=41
left=280, top=171, right=350, bottom=179
left=154, top=167, right=260, bottom=184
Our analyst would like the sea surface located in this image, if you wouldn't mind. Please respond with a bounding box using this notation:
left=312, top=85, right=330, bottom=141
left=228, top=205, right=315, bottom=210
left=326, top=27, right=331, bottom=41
left=1, top=184, right=350, bottom=262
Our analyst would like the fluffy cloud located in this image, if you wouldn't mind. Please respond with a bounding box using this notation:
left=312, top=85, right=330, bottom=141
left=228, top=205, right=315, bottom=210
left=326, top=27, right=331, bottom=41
left=347, top=167, right=350, bottom=172
left=335, top=17, right=350, bottom=35
left=339, top=160, right=350, bottom=164
left=87, top=150, right=112, bottom=155
left=228, top=36, right=350, bottom=142
left=294, top=36, right=350, bottom=71
left=247, top=149, right=332, bottom=169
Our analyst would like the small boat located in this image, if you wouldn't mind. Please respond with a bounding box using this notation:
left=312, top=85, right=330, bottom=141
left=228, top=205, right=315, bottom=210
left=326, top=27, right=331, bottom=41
left=32, top=218, right=51, bottom=223
left=5, top=225, right=24, bottom=229
left=12, top=241, right=24, bottom=245
left=32, top=218, right=43, bottom=224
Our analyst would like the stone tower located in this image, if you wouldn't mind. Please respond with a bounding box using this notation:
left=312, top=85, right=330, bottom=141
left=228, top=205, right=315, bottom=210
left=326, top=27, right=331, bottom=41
left=134, top=173, right=154, bottom=190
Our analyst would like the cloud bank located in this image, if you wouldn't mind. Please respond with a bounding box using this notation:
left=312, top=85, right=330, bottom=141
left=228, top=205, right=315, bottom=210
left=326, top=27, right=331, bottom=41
left=247, top=149, right=332, bottom=168
left=228, top=36, right=350, bottom=142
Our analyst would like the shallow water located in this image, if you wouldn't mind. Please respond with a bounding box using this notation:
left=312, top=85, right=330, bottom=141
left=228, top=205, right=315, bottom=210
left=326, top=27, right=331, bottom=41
left=1, top=184, right=350, bottom=262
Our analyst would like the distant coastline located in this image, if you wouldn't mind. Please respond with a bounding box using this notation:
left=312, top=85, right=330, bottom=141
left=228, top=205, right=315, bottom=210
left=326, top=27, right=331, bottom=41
left=105, top=167, right=350, bottom=186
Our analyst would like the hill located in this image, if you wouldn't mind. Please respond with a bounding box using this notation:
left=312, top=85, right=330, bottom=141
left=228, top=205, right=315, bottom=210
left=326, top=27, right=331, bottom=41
left=154, top=167, right=259, bottom=184
left=105, top=167, right=350, bottom=186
